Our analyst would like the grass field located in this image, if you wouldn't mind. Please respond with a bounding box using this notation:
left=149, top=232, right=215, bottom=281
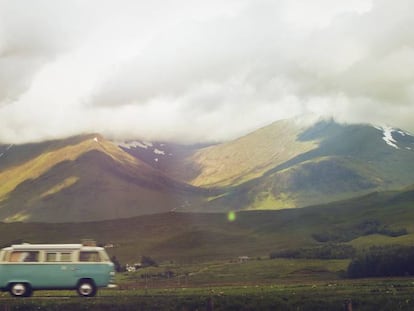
left=117, top=258, right=348, bottom=287
left=1, top=258, right=414, bottom=310
left=1, top=277, right=414, bottom=310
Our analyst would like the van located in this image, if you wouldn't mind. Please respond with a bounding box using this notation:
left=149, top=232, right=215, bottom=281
left=0, top=243, right=116, bottom=297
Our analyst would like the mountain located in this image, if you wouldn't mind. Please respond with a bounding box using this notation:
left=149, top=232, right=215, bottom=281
left=0, top=134, right=204, bottom=222
left=205, top=121, right=414, bottom=210
left=120, top=119, right=414, bottom=211
left=119, top=119, right=316, bottom=187
left=1, top=118, right=414, bottom=222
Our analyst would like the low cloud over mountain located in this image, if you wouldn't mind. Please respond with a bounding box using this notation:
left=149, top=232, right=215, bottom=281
left=0, top=0, right=414, bottom=144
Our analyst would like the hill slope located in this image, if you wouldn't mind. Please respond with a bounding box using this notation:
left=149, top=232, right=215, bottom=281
left=167, top=119, right=317, bottom=187
left=0, top=187, right=413, bottom=263
left=203, top=122, right=414, bottom=210
left=119, top=119, right=318, bottom=188
left=0, top=135, right=203, bottom=222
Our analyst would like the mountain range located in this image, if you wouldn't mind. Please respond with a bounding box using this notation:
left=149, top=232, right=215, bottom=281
left=0, top=118, right=413, bottom=222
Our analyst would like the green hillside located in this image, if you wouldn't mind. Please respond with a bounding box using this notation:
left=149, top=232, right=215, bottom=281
left=196, top=120, right=414, bottom=210
left=1, top=188, right=413, bottom=264
left=164, top=119, right=317, bottom=187
left=204, top=156, right=384, bottom=210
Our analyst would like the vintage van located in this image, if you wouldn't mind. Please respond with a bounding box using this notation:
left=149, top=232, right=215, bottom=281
left=0, top=243, right=116, bottom=297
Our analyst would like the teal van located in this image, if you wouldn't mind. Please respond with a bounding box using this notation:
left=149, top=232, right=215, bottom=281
left=0, top=243, right=116, bottom=297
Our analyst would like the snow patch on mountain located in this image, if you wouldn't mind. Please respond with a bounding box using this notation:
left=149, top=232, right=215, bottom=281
left=118, top=140, right=152, bottom=149
left=153, top=148, right=165, bottom=155
left=373, top=126, right=413, bottom=149
left=115, top=139, right=173, bottom=166
left=381, top=126, right=399, bottom=149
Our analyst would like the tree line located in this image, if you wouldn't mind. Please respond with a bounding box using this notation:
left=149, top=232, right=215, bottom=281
left=312, top=219, right=407, bottom=243
left=347, top=245, right=414, bottom=278
left=270, top=244, right=355, bottom=260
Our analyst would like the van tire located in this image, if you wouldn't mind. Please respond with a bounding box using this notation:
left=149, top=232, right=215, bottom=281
left=9, top=283, right=32, bottom=297
left=77, top=279, right=97, bottom=297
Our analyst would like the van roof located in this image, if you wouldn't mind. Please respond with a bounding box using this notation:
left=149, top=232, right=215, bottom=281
left=5, top=244, right=96, bottom=250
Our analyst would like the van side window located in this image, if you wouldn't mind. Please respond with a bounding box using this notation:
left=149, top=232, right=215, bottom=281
left=10, top=251, right=39, bottom=262
left=61, top=252, right=72, bottom=262
left=79, top=251, right=101, bottom=262
left=46, top=252, right=57, bottom=262
left=45, top=252, right=73, bottom=262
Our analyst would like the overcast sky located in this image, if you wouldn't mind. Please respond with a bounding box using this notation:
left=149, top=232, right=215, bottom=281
left=0, top=0, right=413, bottom=144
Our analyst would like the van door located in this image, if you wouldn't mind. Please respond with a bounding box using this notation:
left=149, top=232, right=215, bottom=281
left=42, top=251, right=78, bottom=288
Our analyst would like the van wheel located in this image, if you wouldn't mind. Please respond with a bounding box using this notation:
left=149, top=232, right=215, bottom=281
left=10, top=283, right=32, bottom=297
left=77, top=280, right=97, bottom=297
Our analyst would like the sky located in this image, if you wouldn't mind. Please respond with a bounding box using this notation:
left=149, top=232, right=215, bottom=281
left=0, top=0, right=413, bottom=144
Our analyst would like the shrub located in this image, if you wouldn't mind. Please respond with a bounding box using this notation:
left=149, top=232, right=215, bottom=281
left=141, top=255, right=158, bottom=267
left=111, top=255, right=124, bottom=272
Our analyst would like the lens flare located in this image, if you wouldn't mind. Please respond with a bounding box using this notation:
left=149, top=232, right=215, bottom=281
left=227, top=211, right=236, bottom=222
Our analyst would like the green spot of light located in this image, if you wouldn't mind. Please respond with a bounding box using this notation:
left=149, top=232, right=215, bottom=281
left=227, top=211, right=236, bottom=222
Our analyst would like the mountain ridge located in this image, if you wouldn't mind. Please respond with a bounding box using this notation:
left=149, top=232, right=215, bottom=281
left=1, top=118, right=414, bottom=222
left=0, top=134, right=205, bottom=222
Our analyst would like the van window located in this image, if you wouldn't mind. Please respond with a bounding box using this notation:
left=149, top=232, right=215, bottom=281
left=46, top=252, right=57, bottom=262
left=99, top=250, right=110, bottom=262
left=45, top=251, right=73, bottom=262
left=79, top=251, right=101, bottom=262
left=61, top=252, right=72, bottom=262
left=10, top=251, right=39, bottom=262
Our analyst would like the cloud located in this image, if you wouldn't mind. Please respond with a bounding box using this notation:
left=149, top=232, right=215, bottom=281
left=0, top=0, right=413, bottom=144
left=0, top=0, right=88, bottom=104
